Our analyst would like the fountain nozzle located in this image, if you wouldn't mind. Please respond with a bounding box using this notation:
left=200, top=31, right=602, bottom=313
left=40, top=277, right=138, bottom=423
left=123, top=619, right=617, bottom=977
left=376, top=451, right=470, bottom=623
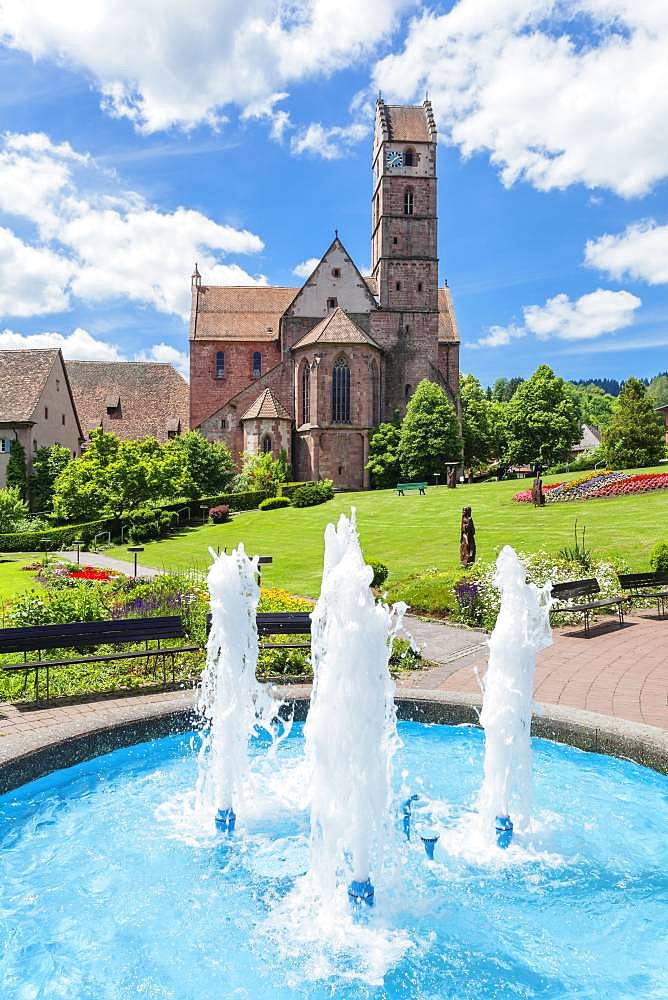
left=402, top=794, right=419, bottom=839
left=495, top=815, right=513, bottom=848
left=420, top=830, right=439, bottom=860
left=348, top=878, right=375, bottom=907
left=215, top=807, right=236, bottom=833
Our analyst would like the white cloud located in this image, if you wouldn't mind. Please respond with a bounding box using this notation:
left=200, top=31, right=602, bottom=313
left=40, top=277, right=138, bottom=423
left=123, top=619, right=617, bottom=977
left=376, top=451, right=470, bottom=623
left=0, top=0, right=411, bottom=133
left=0, top=327, right=189, bottom=377
left=290, top=122, right=369, bottom=160
left=558, top=334, right=668, bottom=355
left=475, top=288, right=641, bottom=346
left=292, top=257, right=320, bottom=279
left=0, top=132, right=266, bottom=320
left=0, top=226, right=74, bottom=317
left=585, top=221, right=668, bottom=285
left=373, top=1, right=668, bottom=196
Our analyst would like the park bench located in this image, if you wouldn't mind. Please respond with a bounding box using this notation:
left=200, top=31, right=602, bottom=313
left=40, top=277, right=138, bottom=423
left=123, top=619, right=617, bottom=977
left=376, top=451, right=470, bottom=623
left=0, top=616, right=199, bottom=703
left=396, top=482, right=427, bottom=496
left=550, top=579, right=626, bottom=637
left=206, top=611, right=312, bottom=650
left=618, top=572, right=668, bottom=619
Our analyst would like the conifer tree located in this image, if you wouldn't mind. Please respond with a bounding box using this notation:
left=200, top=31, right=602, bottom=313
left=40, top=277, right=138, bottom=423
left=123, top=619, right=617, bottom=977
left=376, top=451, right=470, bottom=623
left=603, top=377, right=665, bottom=469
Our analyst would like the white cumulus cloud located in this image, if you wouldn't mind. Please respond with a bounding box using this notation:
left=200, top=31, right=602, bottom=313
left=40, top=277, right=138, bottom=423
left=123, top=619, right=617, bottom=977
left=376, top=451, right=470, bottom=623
left=373, top=0, right=668, bottom=197
left=292, top=257, right=320, bottom=279
left=476, top=289, right=641, bottom=346
left=0, top=132, right=266, bottom=320
left=585, top=221, right=668, bottom=285
left=0, top=0, right=411, bottom=133
left=290, top=122, right=369, bottom=160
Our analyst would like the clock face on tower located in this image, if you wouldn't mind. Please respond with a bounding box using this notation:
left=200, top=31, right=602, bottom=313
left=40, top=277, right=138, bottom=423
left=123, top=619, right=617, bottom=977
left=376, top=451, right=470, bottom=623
left=386, top=150, right=404, bottom=169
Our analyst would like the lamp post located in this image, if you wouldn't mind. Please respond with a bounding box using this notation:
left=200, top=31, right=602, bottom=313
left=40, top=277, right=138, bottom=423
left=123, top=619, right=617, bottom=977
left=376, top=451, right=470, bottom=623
left=433, top=473, right=441, bottom=487
left=73, top=539, right=85, bottom=565
left=40, top=537, right=51, bottom=568
left=127, top=546, right=144, bottom=579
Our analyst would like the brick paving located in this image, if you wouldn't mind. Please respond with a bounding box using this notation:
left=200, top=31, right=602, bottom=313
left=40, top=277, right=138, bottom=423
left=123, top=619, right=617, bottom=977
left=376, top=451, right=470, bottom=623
left=399, top=611, right=668, bottom=730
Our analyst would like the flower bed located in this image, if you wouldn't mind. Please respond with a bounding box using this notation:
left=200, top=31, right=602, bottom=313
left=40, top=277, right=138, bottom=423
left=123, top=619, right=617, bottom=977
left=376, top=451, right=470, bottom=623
left=514, top=470, right=668, bottom=503
left=68, top=567, right=118, bottom=581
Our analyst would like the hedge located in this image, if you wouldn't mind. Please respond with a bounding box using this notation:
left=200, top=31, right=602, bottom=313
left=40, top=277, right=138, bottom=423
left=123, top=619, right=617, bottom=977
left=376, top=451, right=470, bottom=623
left=278, top=481, right=314, bottom=499
left=259, top=496, right=292, bottom=511
left=0, top=517, right=119, bottom=552
left=156, top=489, right=269, bottom=519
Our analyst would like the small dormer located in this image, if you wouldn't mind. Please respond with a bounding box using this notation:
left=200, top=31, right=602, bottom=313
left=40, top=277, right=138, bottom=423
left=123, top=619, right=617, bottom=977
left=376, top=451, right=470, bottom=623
left=105, top=393, right=121, bottom=418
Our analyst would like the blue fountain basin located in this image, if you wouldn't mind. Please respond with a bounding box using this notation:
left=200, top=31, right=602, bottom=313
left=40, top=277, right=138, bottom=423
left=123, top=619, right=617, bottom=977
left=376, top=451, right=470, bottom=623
left=1, top=722, right=666, bottom=998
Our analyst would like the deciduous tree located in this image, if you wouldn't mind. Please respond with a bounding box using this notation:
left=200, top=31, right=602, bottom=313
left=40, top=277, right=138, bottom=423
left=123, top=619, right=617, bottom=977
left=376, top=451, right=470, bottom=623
left=398, top=380, right=462, bottom=481
left=505, top=365, right=580, bottom=469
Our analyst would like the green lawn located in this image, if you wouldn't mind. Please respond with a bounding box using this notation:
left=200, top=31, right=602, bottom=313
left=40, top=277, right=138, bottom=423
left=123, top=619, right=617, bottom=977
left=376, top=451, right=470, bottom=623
left=0, top=554, right=46, bottom=608
left=106, top=467, right=668, bottom=598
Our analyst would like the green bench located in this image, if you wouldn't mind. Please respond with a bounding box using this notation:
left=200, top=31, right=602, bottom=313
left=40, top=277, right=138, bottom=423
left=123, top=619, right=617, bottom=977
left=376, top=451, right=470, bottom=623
left=396, top=482, right=427, bottom=496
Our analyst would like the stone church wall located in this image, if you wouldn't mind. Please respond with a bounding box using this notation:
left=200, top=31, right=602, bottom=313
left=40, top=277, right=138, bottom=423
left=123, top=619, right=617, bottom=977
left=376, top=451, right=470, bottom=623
left=189, top=339, right=281, bottom=429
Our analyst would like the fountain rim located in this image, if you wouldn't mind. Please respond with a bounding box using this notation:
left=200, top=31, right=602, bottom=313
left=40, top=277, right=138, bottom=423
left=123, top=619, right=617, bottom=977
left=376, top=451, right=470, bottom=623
left=1, top=688, right=666, bottom=795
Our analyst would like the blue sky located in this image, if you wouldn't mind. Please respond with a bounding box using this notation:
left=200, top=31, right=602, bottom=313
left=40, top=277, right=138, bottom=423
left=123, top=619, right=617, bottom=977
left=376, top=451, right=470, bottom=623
left=0, top=0, right=666, bottom=387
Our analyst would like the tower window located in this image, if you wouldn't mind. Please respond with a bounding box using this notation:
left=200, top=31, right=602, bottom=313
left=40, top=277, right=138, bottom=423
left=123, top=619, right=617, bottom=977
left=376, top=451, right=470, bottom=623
left=301, top=363, right=310, bottom=425
left=61, top=414, right=66, bottom=426
left=220, top=418, right=226, bottom=430
left=44, top=406, right=48, bottom=419
left=418, top=282, right=423, bottom=292
left=405, top=148, right=415, bottom=166
left=393, top=236, right=398, bottom=245
left=261, top=434, right=272, bottom=454
left=252, top=351, right=262, bottom=377
left=404, top=188, right=414, bottom=215
left=332, top=358, right=351, bottom=424
left=216, top=351, right=225, bottom=378
left=395, top=281, right=401, bottom=291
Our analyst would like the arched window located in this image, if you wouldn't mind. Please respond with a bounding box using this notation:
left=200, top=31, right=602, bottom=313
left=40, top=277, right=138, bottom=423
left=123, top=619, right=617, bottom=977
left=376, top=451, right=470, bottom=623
left=332, top=358, right=351, bottom=424
left=252, top=351, right=262, bottom=377
left=404, top=148, right=415, bottom=166
left=371, top=360, right=380, bottom=426
left=301, top=363, right=310, bottom=425
left=404, top=187, right=414, bottom=215
left=261, top=434, right=272, bottom=454
left=216, top=351, right=225, bottom=378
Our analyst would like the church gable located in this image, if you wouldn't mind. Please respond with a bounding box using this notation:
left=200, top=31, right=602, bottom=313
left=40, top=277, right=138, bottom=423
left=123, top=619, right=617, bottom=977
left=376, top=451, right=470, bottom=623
left=286, top=237, right=377, bottom=320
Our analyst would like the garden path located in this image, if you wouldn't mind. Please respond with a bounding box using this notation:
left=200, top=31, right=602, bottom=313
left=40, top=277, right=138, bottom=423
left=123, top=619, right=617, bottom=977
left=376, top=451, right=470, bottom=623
left=61, top=551, right=162, bottom=579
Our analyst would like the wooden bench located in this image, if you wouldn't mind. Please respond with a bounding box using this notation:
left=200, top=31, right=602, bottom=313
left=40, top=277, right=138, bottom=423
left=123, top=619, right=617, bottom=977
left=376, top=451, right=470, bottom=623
left=0, top=616, right=199, bottom=703
left=206, top=611, right=312, bottom=650
left=618, top=572, right=668, bottom=619
left=396, top=482, right=427, bottom=496
left=551, top=579, right=626, bottom=637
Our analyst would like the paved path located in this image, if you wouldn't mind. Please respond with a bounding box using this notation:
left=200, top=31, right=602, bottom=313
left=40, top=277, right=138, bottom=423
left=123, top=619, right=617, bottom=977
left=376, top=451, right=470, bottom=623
left=400, top=612, right=668, bottom=730
left=61, top=551, right=161, bottom=579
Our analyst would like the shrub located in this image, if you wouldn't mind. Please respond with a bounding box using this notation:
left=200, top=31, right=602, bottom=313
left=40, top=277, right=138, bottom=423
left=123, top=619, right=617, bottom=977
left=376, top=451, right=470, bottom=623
left=650, top=541, right=668, bottom=572
left=0, top=486, right=29, bottom=533
left=209, top=504, right=231, bottom=523
left=259, top=496, right=291, bottom=511
left=278, top=481, right=314, bottom=499
left=6, top=439, right=27, bottom=498
left=291, top=480, right=334, bottom=508
left=0, top=517, right=117, bottom=552
left=367, top=558, right=388, bottom=587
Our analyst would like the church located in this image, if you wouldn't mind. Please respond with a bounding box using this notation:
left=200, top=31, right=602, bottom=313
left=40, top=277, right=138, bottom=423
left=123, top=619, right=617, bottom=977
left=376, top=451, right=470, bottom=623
left=189, top=99, right=460, bottom=490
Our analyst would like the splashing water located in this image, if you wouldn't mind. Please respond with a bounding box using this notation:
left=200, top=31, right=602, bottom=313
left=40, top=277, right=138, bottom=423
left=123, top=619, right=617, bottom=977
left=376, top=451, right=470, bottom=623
left=305, top=509, right=406, bottom=898
left=195, top=544, right=282, bottom=825
left=477, top=545, right=552, bottom=841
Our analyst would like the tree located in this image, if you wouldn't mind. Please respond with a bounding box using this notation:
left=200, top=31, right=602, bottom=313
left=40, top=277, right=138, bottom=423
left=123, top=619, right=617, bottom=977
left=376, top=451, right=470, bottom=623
left=6, top=439, right=27, bottom=499
left=29, top=444, right=72, bottom=513
left=569, top=383, right=617, bottom=430
left=504, top=365, right=580, bottom=468
left=0, top=486, right=29, bottom=533
left=648, top=373, right=668, bottom=409
left=237, top=451, right=288, bottom=495
left=460, top=374, right=494, bottom=471
left=491, top=376, right=524, bottom=403
left=164, top=431, right=235, bottom=497
left=366, top=418, right=402, bottom=488
left=603, top=377, right=665, bottom=469
left=398, top=380, right=462, bottom=480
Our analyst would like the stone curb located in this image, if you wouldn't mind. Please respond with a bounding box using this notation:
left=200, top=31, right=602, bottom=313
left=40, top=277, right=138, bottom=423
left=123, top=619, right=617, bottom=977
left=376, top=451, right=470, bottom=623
left=1, top=686, right=666, bottom=795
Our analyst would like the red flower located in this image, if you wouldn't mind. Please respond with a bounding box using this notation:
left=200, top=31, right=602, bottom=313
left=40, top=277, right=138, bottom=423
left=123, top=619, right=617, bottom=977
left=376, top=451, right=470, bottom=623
left=68, top=567, right=114, bottom=581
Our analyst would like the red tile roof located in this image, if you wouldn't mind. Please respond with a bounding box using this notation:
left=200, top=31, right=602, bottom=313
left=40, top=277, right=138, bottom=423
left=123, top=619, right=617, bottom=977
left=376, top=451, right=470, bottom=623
left=292, top=308, right=380, bottom=349
left=0, top=348, right=60, bottom=422
left=190, top=285, right=297, bottom=342
left=241, top=388, right=291, bottom=421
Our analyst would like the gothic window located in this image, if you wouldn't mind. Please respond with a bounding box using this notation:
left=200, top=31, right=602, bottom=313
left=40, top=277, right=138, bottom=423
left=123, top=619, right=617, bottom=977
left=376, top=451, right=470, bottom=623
left=332, top=357, right=351, bottom=424
left=252, top=351, right=262, bottom=377
left=301, top=363, right=310, bottom=425
left=405, top=148, right=415, bottom=166
left=216, top=351, right=225, bottom=378
left=262, top=434, right=272, bottom=454
left=404, top=187, right=414, bottom=215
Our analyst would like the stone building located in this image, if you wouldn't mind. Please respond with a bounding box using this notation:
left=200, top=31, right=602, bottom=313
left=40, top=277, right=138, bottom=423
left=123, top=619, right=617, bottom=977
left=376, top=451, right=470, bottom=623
left=67, top=361, right=190, bottom=444
left=189, top=99, right=460, bottom=489
left=0, top=349, right=83, bottom=490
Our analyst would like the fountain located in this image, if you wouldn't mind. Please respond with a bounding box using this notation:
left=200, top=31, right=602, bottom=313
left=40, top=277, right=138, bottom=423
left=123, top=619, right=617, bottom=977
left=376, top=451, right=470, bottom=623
left=304, top=510, right=406, bottom=907
left=477, top=545, right=552, bottom=847
left=195, top=544, right=281, bottom=830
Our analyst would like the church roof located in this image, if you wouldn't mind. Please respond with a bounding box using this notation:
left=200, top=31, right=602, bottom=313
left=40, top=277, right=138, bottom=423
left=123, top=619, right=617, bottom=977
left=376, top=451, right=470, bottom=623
left=377, top=100, right=437, bottom=143
left=292, top=308, right=381, bottom=350
left=0, top=348, right=61, bottom=422
left=190, top=286, right=297, bottom=342
left=241, top=387, right=291, bottom=421
left=67, top=360, right=189, bottom=443
left=438, top=286, right=460, bottom=344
